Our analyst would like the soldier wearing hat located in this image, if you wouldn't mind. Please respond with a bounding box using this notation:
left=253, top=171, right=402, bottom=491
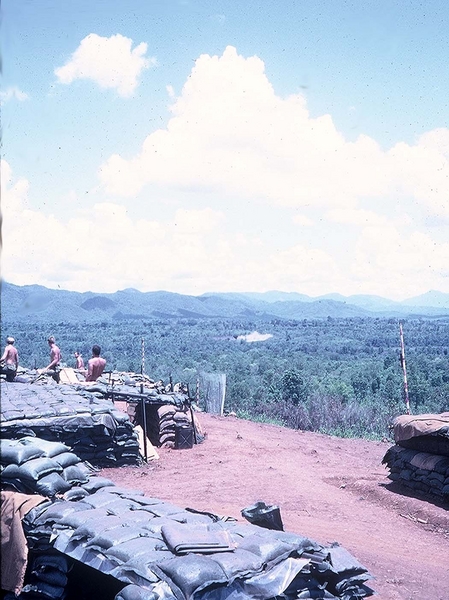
left=1, top=336, right=19, bottom=382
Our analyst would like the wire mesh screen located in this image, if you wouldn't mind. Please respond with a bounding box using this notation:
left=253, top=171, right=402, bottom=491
left=198, top=372, right=226, bottom=415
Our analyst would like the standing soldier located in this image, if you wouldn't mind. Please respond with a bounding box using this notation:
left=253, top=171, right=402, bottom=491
left=1, top=336, right=19, bottom=382
left=42, top=336, right=62, bottom=383
left=74, top=351, right=84, bottom=370
left=86, top=345, right=106, bottom=382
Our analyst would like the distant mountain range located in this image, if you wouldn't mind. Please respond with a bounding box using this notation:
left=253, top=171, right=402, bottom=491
left=1, top=281, right=449, bottom=323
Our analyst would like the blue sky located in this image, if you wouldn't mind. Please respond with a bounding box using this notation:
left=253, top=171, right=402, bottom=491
left=2, top=0, right=448, bottom=299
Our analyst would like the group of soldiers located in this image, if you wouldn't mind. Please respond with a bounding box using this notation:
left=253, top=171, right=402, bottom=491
left=0, top=336, right=106, bottom=384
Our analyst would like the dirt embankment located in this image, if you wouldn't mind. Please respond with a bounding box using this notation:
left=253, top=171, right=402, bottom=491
left=101, top=413, right=449, bottom=600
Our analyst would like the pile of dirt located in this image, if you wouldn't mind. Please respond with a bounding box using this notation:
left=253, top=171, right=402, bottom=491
left=101, top=413, right=449, bottom=600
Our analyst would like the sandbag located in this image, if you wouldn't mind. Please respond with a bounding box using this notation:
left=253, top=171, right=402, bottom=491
left=105, top=536, right=168, bottom=563
left=63, top=486, right=89, bottom=501
left=86, top=526, right=146, bottom=551
left=82, top=492, right=132, bottom=510
left=81, top=476, right=116, bottom=493
left=20, top=437, right=71, bottom=457
left=55, top=507, right=120, bottom=529
left=154, top=554, right=228, bottom=599
left=145, top=502, right=184, bottom=518
left=52, top=452, right=81, bottom=468
left=110, top=559, right=163, bottom=588
left=22, top=581, right=66, bottom=599
left=237, top=533, right=296, bottom=567
left=32, top=554, right=69, bottom=573
left=114, top=584, right=160, bottom=600
left=30, top=568, right=68, bottom=587
left=62, top=464, right=90, bottom=485
left=35, top=472, right=72, bottom=496
left=207, top=548, right=264, bottom=580
left=70, top=515, right=125, bottom=543
left=0, top=439, right=45, bottom=465
left=2, top=457, right=62, bottom=482
left=33, top=500, right=92, bottom=526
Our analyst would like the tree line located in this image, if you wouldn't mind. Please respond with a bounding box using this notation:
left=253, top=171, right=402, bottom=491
left=4, top=316, right=449, bottom=440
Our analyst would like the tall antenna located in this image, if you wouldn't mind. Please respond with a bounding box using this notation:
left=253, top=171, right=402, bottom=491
left=399, top=322, right=411, bottom=415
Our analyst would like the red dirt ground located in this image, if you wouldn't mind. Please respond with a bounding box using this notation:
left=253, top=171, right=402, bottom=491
left=100, top=413, right=449, bottom=600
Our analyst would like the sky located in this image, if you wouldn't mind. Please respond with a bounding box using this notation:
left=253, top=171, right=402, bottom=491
left=1, top=0, right=448, bottom=300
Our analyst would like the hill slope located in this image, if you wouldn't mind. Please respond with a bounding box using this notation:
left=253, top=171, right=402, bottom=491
left=2, top=281, right=449, bottom=322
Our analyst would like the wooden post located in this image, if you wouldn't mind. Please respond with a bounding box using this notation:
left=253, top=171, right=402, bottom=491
left=141, top=394, right=148, bottom=462
left=399, top=322, right=411, bottom=415
left=141, top=337, right=145, bottom=376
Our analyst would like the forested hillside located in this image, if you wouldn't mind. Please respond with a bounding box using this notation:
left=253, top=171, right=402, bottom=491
left=4, top=315, right=449, bottom=440
left=3, top=282, right=449, bottom=322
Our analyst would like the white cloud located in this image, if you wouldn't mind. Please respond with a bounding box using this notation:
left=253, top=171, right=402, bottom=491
left=1, top=160, right=29, bottom=213
left=293, top=213, right=314, bottom=226
left=264, top=245, right=342, bottom=295
left=3, top=158, right=448, bottom=297
left=351, top=223, right=449, bottom=298
left=325, top=208, right=387, bottom=227
left=0, top=87, right=29, bottom=104
left=98, top=45, right=449, bottom=230
left=54, top=34, right=156, bottom=97
left=388, top=129, right=449, bottom=219
left=4, top=40, right=449, bottom=299
left=1, top=161, right=233, bottom=293
left=173, top=208, right=224, bottom=234
left=2, top=162, right=339, bottom=295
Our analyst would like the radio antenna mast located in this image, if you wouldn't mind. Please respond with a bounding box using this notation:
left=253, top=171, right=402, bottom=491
left=399, top=322, right=411, bottom=415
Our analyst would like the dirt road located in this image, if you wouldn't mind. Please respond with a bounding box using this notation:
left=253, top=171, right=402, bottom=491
left=101, top=413, right=449, bottom=600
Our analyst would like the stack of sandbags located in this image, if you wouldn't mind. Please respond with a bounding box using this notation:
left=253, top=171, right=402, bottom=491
left=383, top=412, right=449, bottom=503
left=382, top=445, right=449, bottom=501
left=22, top=477, right=118, bottom=555
left=0, top=382, right=140, bottom=467
left=157, top=405, right=192, bottom=447
left=17, top=554, right=70, bottom=600
left=20, top=485, right=374, bottom=600
left=0, top=437, right=92, bottom=497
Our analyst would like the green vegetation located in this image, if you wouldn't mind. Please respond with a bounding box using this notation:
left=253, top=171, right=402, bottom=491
left=5, top=316, right=449, bottom=441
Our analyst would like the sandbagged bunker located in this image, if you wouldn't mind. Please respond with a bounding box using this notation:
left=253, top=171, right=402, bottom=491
left=1, top=435, right=374, bottom=599
left=382, top=412, right=449, bottom=503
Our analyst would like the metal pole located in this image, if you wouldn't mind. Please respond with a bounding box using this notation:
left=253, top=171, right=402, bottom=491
left=399, top=322, right=411, bottom=415
left=186, top=383, right=197, bottom=445
left=141, top=337, right=145, bottom=377
left=141, top=393, right=148, bottom=462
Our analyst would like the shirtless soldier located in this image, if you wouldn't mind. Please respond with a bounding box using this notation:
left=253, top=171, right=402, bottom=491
left=1, top=336, right=19, bottom=381
left=86, top=345, right=106, bottom=382
left=43, top=336, right=62, bottom=383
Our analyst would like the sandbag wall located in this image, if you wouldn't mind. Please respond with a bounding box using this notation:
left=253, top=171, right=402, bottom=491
left=1, top=437, right=374, bottom=600
left=126, top=394, right=203, bottom=448
left=382, top=445, right=449, bottom=501
left=2, top=554, right=71, bottom=600
left=23, top=490, right=375, bottom=600
left=0, top=437, right=93, bottom=497
left=382, top=412, right=449, bottom=504
left=5, top=369, right=203, bottom=450
left=157, top=404, right=198, bottom=448
left=0, top=381, right=140, bottom=467
left=75, top=371, right=201, bottom=448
